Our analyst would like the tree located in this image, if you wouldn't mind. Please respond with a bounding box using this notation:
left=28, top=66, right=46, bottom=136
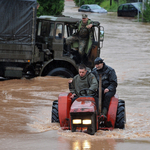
left=74, top=0, right=96, bottom=7
left=110, top=0, right=112, bottom=6
left=74, top=0, right=104, bottom=7
left=37, top=0, right=64, bottom=16
left=143, top=2, right=150, bottom=22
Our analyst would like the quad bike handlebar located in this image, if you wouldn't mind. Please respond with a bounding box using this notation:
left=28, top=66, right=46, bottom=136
left=79, top=88, right=97, bottom=97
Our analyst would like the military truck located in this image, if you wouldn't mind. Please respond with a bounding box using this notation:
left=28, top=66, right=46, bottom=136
left=0, top=0, right=104, bottom=79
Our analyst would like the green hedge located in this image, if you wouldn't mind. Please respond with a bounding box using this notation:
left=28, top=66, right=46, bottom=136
left=143, top=3, right=150, bottom=22
left=37, top=0, right=64, bottom=16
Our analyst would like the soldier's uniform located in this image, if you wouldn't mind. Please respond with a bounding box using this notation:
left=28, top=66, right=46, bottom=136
left=66, top=14, right=93, bottom=57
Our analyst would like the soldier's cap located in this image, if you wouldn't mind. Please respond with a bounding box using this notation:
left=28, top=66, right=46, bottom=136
left=94, top=57, right=104, bottom=65
left=82, top=14, right=88, bottom=19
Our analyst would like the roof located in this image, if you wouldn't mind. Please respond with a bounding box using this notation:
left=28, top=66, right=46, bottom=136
left=0, top=0, right=37, bottom=45
left=38, top=15, right=80, bottom=23
left=81, top=4, right=99, bottom=6
left=119, top=2, right=142, bottom=11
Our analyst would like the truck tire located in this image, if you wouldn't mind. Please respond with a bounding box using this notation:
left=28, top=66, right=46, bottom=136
left=51, top=100, right=59, bottom=123
left=115, top=99, right=125, bottom=129
left=87, top=113, right=96, bottom=135
left=48, top=67, right=74, bottom=78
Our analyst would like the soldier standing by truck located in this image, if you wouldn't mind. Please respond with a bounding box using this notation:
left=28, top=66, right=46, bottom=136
left=66, top=14, right=94, bottom=63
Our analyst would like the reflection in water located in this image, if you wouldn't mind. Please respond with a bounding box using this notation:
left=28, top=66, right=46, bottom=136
left=73, top=141, right=81, bottom=150
left=71, top=139, right=116, bottom=150
left=72, top=140, right=91, bottom=150
left=82, top=140, right=91, bottom=149
left=73, top=140, right=91, bottom=150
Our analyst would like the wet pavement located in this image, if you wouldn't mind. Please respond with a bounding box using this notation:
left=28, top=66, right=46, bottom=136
left=0, top=0, right=150, bottom=149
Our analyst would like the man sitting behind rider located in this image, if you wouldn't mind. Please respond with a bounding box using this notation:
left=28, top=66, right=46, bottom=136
left=92, top=57, right=118, bottom=119
left=69, top=64, right=98, bottom=102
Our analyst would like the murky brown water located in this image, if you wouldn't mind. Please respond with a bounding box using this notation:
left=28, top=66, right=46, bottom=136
left=1, top=0, right=150, bottom=149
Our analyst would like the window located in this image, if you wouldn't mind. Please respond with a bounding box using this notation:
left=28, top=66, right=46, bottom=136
left=49, top=23, right=54, bottom=37
left=118, top=5, right=123, bottom=10
left=55, top=24, right=63, bottom=39
left=123, top=5, right=128, bottom=11
left=81, top=6, right=86, bottom=9
left=41, top=21, right=49, bottom=36
left=37, top=22, right=42, bottom=36
left=86, top=6, right=90, bottom=10
left=128, top=5, right=136, bottom=11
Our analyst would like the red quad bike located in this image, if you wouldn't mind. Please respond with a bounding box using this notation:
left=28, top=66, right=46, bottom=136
left=51, top=88, right=126, bottom=135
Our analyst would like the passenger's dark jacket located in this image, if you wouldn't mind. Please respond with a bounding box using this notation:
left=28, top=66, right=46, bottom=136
left=92, top=63, right=117, bottom=92
left=70, top=71, right=98, bottom=97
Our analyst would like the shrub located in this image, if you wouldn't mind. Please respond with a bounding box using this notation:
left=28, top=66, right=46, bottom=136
left=37, top=0, right=64, bottom=16
left=143, top=3, right=150, bottom=22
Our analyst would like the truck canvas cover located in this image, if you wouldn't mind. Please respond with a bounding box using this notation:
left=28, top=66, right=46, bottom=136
left=0, top=0, right=37, bottom=45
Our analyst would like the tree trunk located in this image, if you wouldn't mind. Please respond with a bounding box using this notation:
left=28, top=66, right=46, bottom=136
left=110, top=0, right=112, bottom=6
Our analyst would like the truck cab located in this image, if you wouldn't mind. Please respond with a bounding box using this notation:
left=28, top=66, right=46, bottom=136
left=35, top=15, right=104, bottom=78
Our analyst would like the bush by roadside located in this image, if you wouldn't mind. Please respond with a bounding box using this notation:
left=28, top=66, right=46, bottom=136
left=143, top=3, right=150, bottom=22
left=100, top=0, right=126, bottom=12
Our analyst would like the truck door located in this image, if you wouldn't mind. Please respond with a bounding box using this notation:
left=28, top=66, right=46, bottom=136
left=53, top=23, right=64, bottom=58
left=36, top=20, right=54, bottom=47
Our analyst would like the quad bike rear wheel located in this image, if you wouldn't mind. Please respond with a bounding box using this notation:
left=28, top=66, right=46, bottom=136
left=51, top=100, right=59, bottom=123
left=115, top=99, right=126, bottom=129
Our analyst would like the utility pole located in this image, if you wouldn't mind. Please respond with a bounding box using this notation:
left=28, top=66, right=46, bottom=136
left=142, top=0, right=146, bottom=21
left=138, top=0, right=139, bottom=22
left=110, top=0, right=112, bottom=6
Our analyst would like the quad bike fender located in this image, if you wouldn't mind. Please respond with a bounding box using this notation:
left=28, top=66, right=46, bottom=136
left=106, top=96, right=118, bottom=129
left=58, top=92, right=72, bottom=128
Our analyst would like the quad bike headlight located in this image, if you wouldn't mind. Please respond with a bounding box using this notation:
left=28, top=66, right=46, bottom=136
left=73, top=119, right=81, bottom=124
left=82, top=119, right=92, bottom=125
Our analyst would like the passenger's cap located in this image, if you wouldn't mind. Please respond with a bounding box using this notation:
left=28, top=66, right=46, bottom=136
left=94, top=57, right=104, bottom=64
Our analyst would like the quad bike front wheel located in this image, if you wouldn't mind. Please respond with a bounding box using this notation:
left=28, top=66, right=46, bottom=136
left=51, top=100, right=59, bottom=123
left=115, top=99, right=126, bottom=129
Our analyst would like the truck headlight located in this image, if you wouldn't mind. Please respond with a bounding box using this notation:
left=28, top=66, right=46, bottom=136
left=73, top=119, right=81, bottom=124
left=82, top=119, right=91, bottom=125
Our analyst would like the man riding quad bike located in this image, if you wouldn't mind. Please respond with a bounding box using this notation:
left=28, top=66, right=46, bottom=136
left=51, top=64, right=126, bottom=135
left=51, top=89, right=125, bottom=135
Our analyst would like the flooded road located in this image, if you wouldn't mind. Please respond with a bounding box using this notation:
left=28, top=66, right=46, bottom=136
left=0, top=0, right=150, bottom=149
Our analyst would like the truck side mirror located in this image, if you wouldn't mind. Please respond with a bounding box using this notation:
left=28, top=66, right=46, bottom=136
left=100, top=30, right=104, bottom=41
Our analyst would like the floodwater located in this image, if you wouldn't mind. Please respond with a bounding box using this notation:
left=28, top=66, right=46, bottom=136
left=0, top=0, right=150, bottom=149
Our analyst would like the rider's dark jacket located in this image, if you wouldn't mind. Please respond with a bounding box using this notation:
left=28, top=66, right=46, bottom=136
left=92, top=63, right=117, bottom=92
left=70, top=71, right=98, bottom=97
